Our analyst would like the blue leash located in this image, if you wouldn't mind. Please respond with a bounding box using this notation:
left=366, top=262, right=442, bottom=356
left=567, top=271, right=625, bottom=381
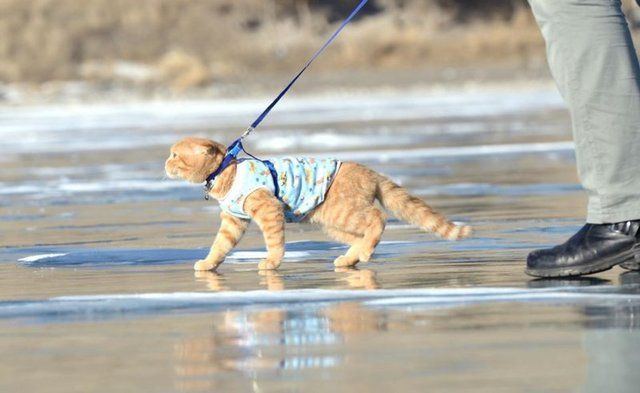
left=205, top=0, right=369, bottom=199
left=243, top=0, right=370, bottom=137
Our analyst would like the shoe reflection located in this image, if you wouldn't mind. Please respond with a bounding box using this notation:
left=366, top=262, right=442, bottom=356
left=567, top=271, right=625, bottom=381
left=527, top=276, right=611, bottom=288
left=619, top=270, right=640, bottom=286
left=582, top=271, right=640, bottom=392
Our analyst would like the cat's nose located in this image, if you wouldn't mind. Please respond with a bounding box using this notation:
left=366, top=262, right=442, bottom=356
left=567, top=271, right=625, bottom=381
left=164, top=163, right=176, bottom=178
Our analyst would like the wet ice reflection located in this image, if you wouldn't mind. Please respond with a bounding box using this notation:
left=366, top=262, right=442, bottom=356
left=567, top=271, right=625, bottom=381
left=176, top=269, right=390, bottom=389
left=173, top=307, right=348, bottom=387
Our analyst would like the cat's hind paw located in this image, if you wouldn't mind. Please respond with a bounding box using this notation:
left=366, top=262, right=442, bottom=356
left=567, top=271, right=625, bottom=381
left=358, top=249, right=374, bottom=263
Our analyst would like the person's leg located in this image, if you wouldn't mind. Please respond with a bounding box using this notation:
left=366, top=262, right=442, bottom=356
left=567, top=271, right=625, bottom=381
left=530, top=0, right=640, bottom=222
left=526, top=0, right=640, bottom=277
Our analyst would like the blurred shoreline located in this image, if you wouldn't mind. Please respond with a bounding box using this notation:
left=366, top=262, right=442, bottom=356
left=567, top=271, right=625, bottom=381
left=3, top=0, right=638, bottom=106
left=2, top=0, right=639, bottom=106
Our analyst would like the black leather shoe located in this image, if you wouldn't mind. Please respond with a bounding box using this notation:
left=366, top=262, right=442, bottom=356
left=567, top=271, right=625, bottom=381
left=526, top=221, right=640, bottom=278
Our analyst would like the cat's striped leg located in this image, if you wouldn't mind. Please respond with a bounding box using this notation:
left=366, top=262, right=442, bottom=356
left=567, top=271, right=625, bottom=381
left=244, top=189, right=286, bottom=270
left=323, top=207, right=386, bottom=267
left=194, top=212, right=249, bottom=271
left=357, top=207, right=386, bottom=263
left=325, top=226, right=364, bottom=267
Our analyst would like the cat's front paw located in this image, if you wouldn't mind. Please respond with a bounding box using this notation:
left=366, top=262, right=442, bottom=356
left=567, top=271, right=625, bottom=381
left=194, top=259, right=220, bottom=271
left=258, top=259, right=282, bottom=270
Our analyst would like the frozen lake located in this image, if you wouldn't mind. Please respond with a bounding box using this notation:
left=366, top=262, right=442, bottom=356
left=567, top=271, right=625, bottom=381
left=1, top=86, right=639, bottom=392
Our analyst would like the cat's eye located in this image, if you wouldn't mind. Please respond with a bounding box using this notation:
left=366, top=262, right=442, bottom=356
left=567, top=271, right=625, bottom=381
left=172, top=152, right=177, bottom=158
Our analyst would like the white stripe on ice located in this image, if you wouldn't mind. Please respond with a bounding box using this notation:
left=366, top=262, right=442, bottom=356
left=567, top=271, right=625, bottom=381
left=0, top=88, right=563, bottom=133
left=0, top=88, right=564, bottom=153
left=0, top=180, right=187, bottom=196
left=18, top=253, right=67, bottom=262
left=311, top=141, right=575, bottom=162
left=227, top=251, right=312, bottom=260
left=1, top=287, right=638, bottom=320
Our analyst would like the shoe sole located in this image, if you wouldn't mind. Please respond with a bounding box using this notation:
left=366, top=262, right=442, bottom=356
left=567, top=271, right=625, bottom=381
left=620, top=259, right=640, bottom=271
left=525, top=246, right=640, bottom=278
left=620, top=258, right=640, bottom=271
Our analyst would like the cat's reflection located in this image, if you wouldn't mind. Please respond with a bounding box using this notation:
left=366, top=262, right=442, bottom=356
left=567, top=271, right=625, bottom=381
left=335, top=267, right=380, bottom=289
left=193, top=271, right=229, bottom=291
left=178, top=269, right=384, bottom=391
left=194, top=268, right=380, bottom=291
left=194, top=270, right=285, bottom=291
left=258, top=270, right=285, bottom=291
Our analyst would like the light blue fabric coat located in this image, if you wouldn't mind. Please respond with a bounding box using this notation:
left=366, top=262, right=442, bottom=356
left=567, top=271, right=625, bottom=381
left=215, top=157, right=341, bottom=222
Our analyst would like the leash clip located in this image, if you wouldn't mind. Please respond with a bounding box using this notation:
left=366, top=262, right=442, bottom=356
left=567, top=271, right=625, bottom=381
left=241, top=126, right=255, bottom=140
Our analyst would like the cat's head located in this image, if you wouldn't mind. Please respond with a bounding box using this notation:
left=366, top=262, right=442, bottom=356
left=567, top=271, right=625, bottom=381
left=165, top=137, right=227, bottom=183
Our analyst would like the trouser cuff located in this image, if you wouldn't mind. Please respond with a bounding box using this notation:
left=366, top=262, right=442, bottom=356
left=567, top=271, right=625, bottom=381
left=587, top=195, right=640, bottom=224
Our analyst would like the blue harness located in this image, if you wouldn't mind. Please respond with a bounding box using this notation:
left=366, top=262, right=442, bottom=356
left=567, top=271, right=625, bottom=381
left=204, top=139, right=279, bottom=200
left=204, top=0, right=369, bottom=199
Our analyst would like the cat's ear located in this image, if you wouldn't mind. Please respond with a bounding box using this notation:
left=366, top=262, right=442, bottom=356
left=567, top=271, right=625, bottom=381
left=206, top=142, right=227, bottom=158
left=206, top=144, right=222, bottom=156
left=193, top=141, right=219, bottom=156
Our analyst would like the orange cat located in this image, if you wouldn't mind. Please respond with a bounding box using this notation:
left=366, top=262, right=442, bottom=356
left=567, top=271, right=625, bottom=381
left=165, top=137, right=471, bottom=271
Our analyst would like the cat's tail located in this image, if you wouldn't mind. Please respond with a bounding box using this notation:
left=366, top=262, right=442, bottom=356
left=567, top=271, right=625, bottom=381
left=375, top=176, right=472, bottom=240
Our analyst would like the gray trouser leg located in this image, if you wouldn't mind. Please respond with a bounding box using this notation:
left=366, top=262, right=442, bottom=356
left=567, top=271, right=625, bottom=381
left=529, top=0, right=640, bottom=223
